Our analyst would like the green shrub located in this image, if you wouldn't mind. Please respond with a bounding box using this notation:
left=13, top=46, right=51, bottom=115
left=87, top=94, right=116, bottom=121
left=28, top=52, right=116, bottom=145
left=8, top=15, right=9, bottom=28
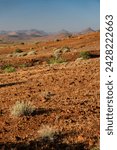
left=80, top=51, right=91, bottom=59
left=15, top=49, right=23, bottom=53
left=47, top=57, right=66, bottom=65
left=19, top=64, right=28, bottom=68
left=2, top=65, right=16, bottom=73
left=11, top=101, right=35, bottom=117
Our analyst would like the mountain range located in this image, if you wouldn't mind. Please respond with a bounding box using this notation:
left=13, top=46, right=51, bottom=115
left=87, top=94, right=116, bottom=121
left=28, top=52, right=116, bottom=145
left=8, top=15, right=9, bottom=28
left=0, top=28, right=97, bottom=42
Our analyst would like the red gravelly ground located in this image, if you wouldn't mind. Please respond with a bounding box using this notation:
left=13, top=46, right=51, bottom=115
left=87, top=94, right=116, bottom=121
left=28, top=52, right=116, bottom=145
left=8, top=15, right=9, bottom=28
left=0, top=32, right=100, bottom=150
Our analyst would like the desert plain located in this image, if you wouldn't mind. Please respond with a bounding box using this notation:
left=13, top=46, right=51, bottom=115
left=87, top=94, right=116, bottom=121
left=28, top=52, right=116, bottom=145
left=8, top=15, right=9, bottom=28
left=0, top=31, right=100, bottom=150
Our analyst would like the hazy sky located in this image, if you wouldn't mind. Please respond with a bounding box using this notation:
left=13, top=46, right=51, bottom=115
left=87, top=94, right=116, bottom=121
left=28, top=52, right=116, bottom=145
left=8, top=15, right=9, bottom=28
left=0, top=0, right=100, bottom=32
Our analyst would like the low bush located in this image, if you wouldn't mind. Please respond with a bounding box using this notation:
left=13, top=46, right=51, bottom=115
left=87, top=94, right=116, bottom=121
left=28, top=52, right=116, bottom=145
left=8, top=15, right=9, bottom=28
left=38, top=125, right=57, bottom=141
left=15, top=49, right=23, bottom=53
left=11, top=101, right=35, bottom=117
left=19, top=64, right=28, bottom=68
left=2, top=65, right=16, bottom=73
left=80, top=51, right=92, bottom=59
left=47, top=57, right=66, bottom=65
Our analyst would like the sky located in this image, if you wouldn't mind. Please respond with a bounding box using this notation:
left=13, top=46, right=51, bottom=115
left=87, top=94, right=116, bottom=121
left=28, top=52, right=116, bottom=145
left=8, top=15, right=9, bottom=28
left=0, top=0, right=100, bottom=32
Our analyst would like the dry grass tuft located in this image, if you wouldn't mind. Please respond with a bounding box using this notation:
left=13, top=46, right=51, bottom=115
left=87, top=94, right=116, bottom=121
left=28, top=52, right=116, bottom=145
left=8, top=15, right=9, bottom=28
left=11, top=101, right=35, bottom=117
left=38, top=125, right=57, bottom=141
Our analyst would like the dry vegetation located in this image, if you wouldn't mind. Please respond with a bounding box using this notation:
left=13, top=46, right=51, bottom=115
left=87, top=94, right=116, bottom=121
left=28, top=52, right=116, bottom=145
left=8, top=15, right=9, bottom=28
left=0, top=32, right=100, bottom=150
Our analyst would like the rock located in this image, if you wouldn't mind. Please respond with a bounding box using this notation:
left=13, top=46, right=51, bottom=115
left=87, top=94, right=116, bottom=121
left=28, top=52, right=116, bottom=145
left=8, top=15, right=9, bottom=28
left=27, top=50, right=36, bottom=56
left=42, top=46, right=47, bottom=50
left=30, top=47, right=34, bottom=50
left=53, top=48, right=63, bottom=59
left=53, top=47, right=70, bottom=59
left=54, top=39, right=60, bottom=42
left=75, top=58, right=83, bottom=62
left=7, top=54, right=13, bottom=57
left=62, top=47, right=70, bottom=53
left=14, top=52, right=27, bottom=57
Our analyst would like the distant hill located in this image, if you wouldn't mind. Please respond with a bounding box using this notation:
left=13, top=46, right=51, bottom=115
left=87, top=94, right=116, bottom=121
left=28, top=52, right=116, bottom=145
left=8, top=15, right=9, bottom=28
left=58, top=29, right=72, bottom=36
left=0, top=28, right=97, bottom=42
left=79, top=27, right=95, bottom=34
left=5, top=30, right=48, bottom=37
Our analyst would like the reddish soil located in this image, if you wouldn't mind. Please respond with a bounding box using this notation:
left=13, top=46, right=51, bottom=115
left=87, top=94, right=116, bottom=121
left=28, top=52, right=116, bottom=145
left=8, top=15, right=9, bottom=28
left=0, top=32, right=100, bottom=150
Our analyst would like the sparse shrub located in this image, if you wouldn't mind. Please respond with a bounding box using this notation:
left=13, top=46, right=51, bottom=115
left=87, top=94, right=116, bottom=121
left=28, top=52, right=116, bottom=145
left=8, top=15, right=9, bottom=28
left=15, top=48, right=23, bottom=53
left=80, top=51, right=91, bottom=59
left=35, top=41, right=40, bottom=45
left=42, top=91, right=55, bottom=101
left=19, top=64, right=28, bottom=68
left=43, top=46, right=47, bottom=50
left=47, top=57, right=66, bottom=65
left=0, top=109, right=3, bottom=116
left=2, top=65, right=16, bottom=73
left=11, top=101, right=35, bottom=117
left=38, top=125, right=57, bottom=141
left=30, top=47, right=34, bottom=50
left=80, top=45, right=85, bottom=48
left=67, top=35, right=72, bottom=38
left=55, top=39, right=60, bottom=42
